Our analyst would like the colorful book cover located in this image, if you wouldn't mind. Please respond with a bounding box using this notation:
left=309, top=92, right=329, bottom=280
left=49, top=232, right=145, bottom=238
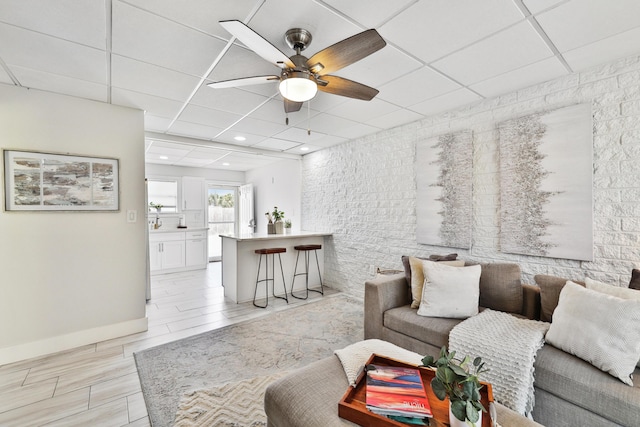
left=365, top=364, right=432, bottom=419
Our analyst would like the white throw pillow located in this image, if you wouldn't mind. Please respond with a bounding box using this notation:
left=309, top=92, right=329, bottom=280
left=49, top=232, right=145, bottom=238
left=408, top=257, right=464, bottom=308
left=417, top=261, right=481, bottom=319
left=585, top=277, right=640, bottom=369
left=545, top=281, right=640, bottom=385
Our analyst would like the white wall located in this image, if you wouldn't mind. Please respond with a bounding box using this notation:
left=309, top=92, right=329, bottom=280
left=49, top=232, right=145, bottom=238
left=302, top=53, right=640, bottom=298
left=246, top=159, right=302, bottom=234
left=0, top=85, right=148, bottom=364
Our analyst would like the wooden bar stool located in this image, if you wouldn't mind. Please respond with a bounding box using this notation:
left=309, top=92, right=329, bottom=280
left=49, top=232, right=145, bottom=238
left=290, top=244, right=323, bottom=300
left=253, top=248, right=289, bottom=308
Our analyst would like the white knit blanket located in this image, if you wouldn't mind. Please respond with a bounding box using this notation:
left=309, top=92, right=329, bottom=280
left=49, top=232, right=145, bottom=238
left=449, top=309, right=549, bottom=417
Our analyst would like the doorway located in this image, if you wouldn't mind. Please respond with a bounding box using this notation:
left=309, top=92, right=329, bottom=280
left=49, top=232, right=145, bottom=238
left=207, top=186, right=237, bottom=262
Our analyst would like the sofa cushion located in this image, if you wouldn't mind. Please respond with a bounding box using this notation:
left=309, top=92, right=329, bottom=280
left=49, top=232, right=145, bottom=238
left=534, top=274, right=584, bottom=322
left=408, top=256, right=464, bottom=308
left=545, top=281, right=640, bottom=385
left=478, top=263, right=523, bottom=314
left=534, top=344, right=640, bottom=427
left=384, top=305, right=463, bottom=349
left=417, top=261, right=481, bottom=318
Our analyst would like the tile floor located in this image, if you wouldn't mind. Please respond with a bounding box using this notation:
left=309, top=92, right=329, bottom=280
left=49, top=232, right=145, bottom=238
left=0, top=263, right=336, bottom=426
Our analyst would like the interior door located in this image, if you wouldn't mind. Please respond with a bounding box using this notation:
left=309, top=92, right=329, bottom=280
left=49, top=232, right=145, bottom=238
left=207, top=186, right=237, bottom=262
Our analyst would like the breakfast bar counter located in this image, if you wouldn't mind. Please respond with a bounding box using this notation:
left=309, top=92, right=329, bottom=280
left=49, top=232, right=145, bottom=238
left=220, top=231, right=332, bottom=303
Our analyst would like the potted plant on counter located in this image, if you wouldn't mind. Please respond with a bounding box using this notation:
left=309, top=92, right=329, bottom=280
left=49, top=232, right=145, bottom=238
left=265, top=206, right=285, bottom=234
left=149, top=202, right=163, bottom=213
left=284, top=219, right=292, bottom=234
left=422, top=346, right=488, bottom=427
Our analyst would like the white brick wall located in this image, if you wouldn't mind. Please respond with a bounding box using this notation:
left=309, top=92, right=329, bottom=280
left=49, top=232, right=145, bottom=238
left=302, top=53, right=640, bottom=298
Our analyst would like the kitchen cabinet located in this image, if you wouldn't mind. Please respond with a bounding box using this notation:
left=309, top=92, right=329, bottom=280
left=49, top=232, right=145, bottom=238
left=149, top=232, right=186, bottom=273
left=149, top=229, right=208, bottom=274
left=182, top=176, right=205, bottom=211
left=186, top=230, right=208, bottom=267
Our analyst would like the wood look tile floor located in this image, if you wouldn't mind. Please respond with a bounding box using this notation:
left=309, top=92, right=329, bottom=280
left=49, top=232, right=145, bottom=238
left=0, top=263, right=337, bottom=427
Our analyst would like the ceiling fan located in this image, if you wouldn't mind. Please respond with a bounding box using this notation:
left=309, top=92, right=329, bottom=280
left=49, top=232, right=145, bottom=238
left=207, top=20, right=387, bottom=115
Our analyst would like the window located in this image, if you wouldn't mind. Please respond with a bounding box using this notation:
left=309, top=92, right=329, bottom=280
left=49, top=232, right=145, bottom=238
left=147, top=179, right=178, bottom=213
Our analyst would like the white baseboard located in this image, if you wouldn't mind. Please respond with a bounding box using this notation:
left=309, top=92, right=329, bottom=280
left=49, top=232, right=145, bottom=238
left=0, top=317, right=148, bottom=366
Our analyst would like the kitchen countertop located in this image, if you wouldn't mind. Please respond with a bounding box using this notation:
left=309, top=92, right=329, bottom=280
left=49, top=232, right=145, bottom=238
left=220, top=230, right=332, bottom=242
left=149, top=227, right=209, bottom=233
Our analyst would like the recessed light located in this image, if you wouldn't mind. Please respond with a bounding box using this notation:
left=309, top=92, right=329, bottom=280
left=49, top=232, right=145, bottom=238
left=159, top=155, right=169, bottom=160
left=222, top=162, right=230, bottom=166
left=300, top=147, right=309, bottom=151
left=234, top=136, right=246, bottom=142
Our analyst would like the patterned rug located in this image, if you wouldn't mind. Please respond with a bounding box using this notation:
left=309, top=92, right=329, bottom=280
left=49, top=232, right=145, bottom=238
left=134, top=294, right=363, bottom=427
left=173, top=372, right=288, bottom=427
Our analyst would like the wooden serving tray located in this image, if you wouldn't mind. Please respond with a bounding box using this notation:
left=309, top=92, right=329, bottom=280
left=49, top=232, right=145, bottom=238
left=338, top=354, right=494, bottom=427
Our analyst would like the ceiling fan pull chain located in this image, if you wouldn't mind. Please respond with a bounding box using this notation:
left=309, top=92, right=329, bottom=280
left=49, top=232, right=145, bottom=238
left=285, top=113, right=289, bottom=126
left=307, top=101, right=311, bottom=136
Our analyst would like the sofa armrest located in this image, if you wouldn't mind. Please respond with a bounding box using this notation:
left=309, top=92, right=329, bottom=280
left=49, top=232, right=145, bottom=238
left=522, top=283, right=541, bottom=320
left=364, top=273, right=409, bottom=340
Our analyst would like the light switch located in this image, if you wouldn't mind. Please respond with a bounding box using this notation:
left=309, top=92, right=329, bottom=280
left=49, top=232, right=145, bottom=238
left=127, top=210, right=137, bottom=223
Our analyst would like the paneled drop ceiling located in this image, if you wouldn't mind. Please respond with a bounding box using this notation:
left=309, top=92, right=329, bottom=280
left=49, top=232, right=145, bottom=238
left=1, top=0, right=640, bottom=171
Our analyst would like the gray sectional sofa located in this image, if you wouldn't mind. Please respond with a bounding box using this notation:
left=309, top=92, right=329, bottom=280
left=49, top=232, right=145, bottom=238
left=364, top=263, right=640, bottom=427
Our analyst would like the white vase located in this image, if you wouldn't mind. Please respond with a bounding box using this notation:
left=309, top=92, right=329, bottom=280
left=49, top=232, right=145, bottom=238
left=449, top=402, right=482, bottom=427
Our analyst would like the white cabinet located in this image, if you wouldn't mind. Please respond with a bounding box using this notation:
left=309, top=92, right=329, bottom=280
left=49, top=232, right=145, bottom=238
left=186, top=230, right=207, bottom=267
left=149, top=232, right=186, bottom=273
left=149, top=230, right=208, bottom=274
left=182, top=177, right=205, bottom=211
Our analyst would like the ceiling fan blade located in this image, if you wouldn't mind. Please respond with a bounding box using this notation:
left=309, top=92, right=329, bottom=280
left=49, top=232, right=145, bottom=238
left=306, top=29, right=386, bottom=75
left=284, top=99, right=303, bottom=113
left=317, top=75, right=379, bottom=100
left=220, top=20, right=295, bottom=69
left=207, top=75, right=280, bottom=89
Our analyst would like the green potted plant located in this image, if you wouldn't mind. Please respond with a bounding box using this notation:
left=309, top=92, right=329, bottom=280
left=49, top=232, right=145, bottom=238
left=284, top=219, right=292, bottom=234
left=265, top=207, right=285, bottom=234
left=149, top=202, right=163, bottom=213
left=422, top=346, right=488, bottom=427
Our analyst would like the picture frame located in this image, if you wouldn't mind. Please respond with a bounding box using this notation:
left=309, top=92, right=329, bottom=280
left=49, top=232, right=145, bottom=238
left=3, top=149, right=119, bottom=211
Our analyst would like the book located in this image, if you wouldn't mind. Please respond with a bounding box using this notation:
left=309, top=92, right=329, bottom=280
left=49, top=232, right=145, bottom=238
left=365, top=364, right=432, bottom=420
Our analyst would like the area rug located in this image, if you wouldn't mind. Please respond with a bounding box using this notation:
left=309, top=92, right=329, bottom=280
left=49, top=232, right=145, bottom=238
left=173, top=372, right=287, bottom=427
left=134, top=294, right=363, bottom=427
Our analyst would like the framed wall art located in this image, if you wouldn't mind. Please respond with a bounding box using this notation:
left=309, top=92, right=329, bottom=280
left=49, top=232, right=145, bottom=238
left=416, top=130, right=473, bottom=249
left=498, top=103, right=593, bottom=261
left=3, top=150, right=119, bottom=211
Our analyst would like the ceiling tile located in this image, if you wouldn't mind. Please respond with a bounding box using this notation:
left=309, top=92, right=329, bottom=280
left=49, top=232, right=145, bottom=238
left=298, top=113, right=359, bottom=135
left=304, top=134, right=348, bottom=148
left=332, top=123, right=381, bottom=139
left=536, top=0, right=640, bottom=52
left=337, top=44, right=423, bottom=88
left=252, top=138, right=301, bottom=151
left=409, top=88, right=482, bottom=116
left=562, top=26, right=640, bottom=71
left=146, top=142, right=191, bottom=157
left=190, top=86, right=270, bottom=116
left=9, top=65, right=107, bottom=102
left=168, top=120, right=224, bottom=140
left=0, top=68, right=12, bottom=84
left=379, top=0, right=523, bottom=62
left=112, top=1, right=227, bottom=77
left=285, top=144, right=323, bottom=154
left=209, top=152, right=281, bottom=171
left=0, top=0, right=106, bottom=49
left=246, top=0, right=364, bottom=58
left=214, top=130, right=267, bottom=146
left=112, top=88, right=184, bottom=118
left=0, top=23, right=106, bottom=83
left=432, top=21, right=553, bottom=85
left=377, top=66, right=461, bottom=106
left=144, top=115, right=173, bottom=133
left=274, top=127, right=330, bottom=143
left=328, top=98, right=400, bottom=123
left=363, top=108, right=424, bottom=129
left=248, top=98, right=320, bottom=126
left=186, top=147, right=231, bottom=161
left=306, top=91, right=348, bottom=113
left=469, top=56, right=568, bottom=98
left=111, top=55, right=200, bottom=101
left=177, top=104, right=242, bottom=129
left=123, top=0, right=261, bottom=39
left=522, top=0, right=566, bottom=14
left=321, top=0, right=416, bottom=28
left=228, top=116, right=290, bottom=137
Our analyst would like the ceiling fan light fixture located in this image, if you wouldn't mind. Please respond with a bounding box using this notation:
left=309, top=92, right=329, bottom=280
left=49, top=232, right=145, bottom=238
left=279, top=71, right=317, bottom=102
